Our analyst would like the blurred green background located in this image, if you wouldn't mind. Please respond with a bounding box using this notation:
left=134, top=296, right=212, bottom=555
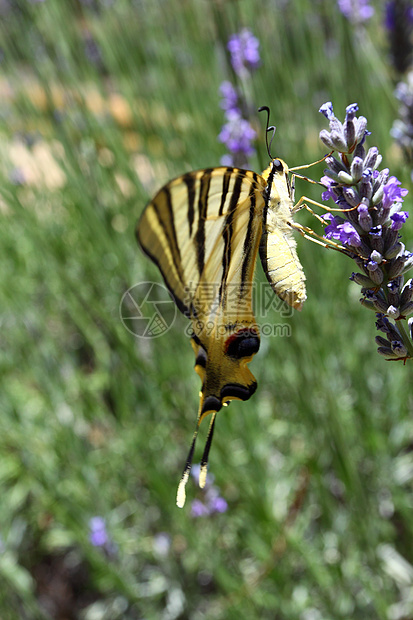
left=1, top=0, right=413, bottom=618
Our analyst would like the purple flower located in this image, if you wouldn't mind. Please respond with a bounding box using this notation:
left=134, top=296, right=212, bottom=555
left=385, top=1, right=413, bottom=30
left=208, top=494, right=228, bottom=513
left=323, top=214, right=362, bottom=247
left=227, top=29, right=260, bottom=75
left=319, top=102, right=334, bottom=121
left=89, top=516, right=108, bottom=547
left=390, top=211, right=409, bottom=230
left=382, top=176, right=409, bottom=209
left=191, top=499, right=211, bottom=517
left=337, top=0, right=374, bottom=22
left=220, top=154, right=234, bottom=166
left=319, top=102, right=413, bottom=361
left=320, top=176, right=338, bottom=201
left=190, top=465, right=228, bottom=517
left=218, top=110, right=256, bottom=156
left=219, top=81, right=239, bottom=114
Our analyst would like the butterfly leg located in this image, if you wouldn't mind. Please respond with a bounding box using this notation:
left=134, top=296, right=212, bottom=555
left=289, top=151, right=334, bottom=173
left=293, top=195, right=359, bottom=215
left=290, top=220, right=351, bottom=255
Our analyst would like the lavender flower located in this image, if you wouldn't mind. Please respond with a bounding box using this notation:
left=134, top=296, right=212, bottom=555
left=319, top=102, right=413, bottom=360
left=227, top=29, right=260, bottom=76
left=219, top=81, right=240, bottom=114
left=218, top=29, right=260, bottom=168
left=190, top=465, right=228, bottom=517
left=218, top=110, right=256, bottom=157
left=337, top=0, right=374, bottom=22
left=89, top=516, right=108, bottom=547
left=218, top=82, right=256, bottom=167
left=385, top=1, right=413, bottom=74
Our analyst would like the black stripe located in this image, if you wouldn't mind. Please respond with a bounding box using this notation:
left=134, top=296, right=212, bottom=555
left=220, top=381, right=257, bottom=401
left=264, top=164, right=276, bottom=207
left=194, top=169, right=213, bottom=277
left=139, top=242, right=189, bottom=316
left=159, top=186, right=183, bottom=282
left=240, top=184, right=258, bottom=299
left=183, top=173, right=196, bottom=237
left=219, top=168, right=234, bottom=215
left=138, top=190, right=187, bottom=315
left=219, top=173, right=244, bottom=305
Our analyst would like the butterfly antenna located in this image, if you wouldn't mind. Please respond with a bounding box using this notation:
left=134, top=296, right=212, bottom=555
left=258, top=106, right=277, bottom=159
left=199, top=412, right=217, bottom=488
left=176, top=424, right=200, bottom=508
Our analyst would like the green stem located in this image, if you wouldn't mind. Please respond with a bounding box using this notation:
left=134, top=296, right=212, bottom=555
left=397, top=319, right=413, bottom=359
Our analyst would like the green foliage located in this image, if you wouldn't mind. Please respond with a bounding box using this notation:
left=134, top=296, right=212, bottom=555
left=0, top=0, right=413, bottom=618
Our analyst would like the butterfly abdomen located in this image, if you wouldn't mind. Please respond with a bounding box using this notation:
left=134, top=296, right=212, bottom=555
left=259, top=160, right=307, bottom=311
left=260, top=224, right=307, bottom=310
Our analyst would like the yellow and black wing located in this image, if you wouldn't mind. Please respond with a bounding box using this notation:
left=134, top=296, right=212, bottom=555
left=137, top=166, right=267, bottom=505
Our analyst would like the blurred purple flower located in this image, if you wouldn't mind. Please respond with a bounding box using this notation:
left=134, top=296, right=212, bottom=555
left=220, top=154, right=234, bottom=166
left=89, top=516, right=108, bottom=547
left=218, top=110, right=256, bottom=156
left=191, top=499, right=211, bottom=517
left=227, top=28, right=260, bottom=75
left=385, top=1, right=413, bottom=30
left=337, top=0, right=374, bottom=22
left=219, top=81, right=239, bottom=114
left=190, top=465, right=228, bottom=517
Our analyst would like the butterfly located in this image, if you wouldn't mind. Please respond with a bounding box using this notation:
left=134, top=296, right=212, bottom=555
left=137, top=108, right=309, bottom=507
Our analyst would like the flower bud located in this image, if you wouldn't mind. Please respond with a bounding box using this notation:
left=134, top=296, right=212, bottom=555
left=338, top=170, right=354, bottom=185
left=364, top=147, right=379, bottom=169
left=370, top=250, right=383, bottom=264
left=358, top=204, right=372, bottom=231
left=377, top=346, right=401, bottom=358
left=360, top=297, right=376, bottom=311
left=343, top=186, right=360, bottom=207
left=387, top=305, right=400, bottom=320
left=375, top=335, right=391, bottom=348
left=350, top=156, right=364, bottom=182
left=344, top=118, right=356, bottom=150
left=331, top=130, right=349, bottom=152
left=372, top=185, right=384, bottom=205
left=319, top=130, right=335, bottom=150
left=387, top=255, right=410, bottom=279
left=400, top=279, right=413, bottom=305
left=372, top=296, right=390, bottom=313
left=354, top=143, right=366, bottom=160
left=390, top=340, right=407, bottom=357
left=400, top=301, right=413, bottom=317
left=350, top=272, right=377, bottom=287
left=354, top=116, right=368, bottom=142
left=368, top=265, right=384, bottom=285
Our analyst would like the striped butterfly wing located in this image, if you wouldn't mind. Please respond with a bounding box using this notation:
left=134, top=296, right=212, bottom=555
left=137, top=166, right=267, bottom=505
